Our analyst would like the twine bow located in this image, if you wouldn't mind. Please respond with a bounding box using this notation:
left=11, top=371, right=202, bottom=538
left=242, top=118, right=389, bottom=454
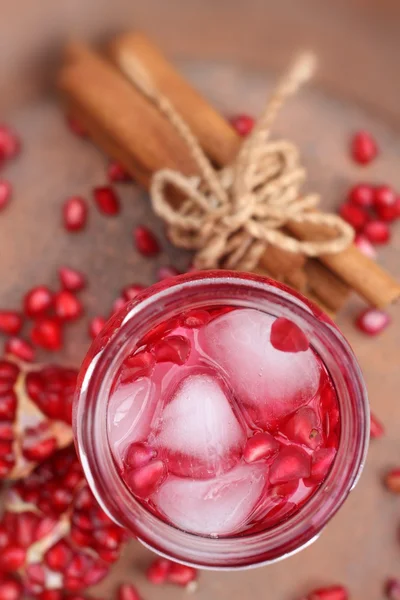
left=122, top=52, right=354, bottom=271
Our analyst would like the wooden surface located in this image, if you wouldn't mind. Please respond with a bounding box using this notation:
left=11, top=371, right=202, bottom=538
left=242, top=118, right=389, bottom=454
left=1, top=2, right=400, bottom=599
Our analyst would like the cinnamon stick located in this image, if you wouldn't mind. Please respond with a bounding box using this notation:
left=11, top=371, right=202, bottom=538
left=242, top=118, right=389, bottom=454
left=109, top=32, right=400, bottom=309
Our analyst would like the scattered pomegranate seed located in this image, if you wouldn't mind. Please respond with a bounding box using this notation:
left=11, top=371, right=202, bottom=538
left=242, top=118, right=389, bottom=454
left=154, top=335, right=191, bottom=365
left=63, top=196, right=88, bottom=232
left=117, top=583, right=142, bottom=600
left=93, top=186, right=120, bottom=216
left=373, top=185, right=399, bottom=221
left=243, top=432, right=279, bottom=463
left=350, top=130, right=378, bottom=165
left=384, top=469, right=400, bottom=494
left=58, top=266, right=86, bottom=292
left=122, top=284, right=145, bottom=301
left=157, top=266, right=181, bottom=281
left=54, top=290, right=83, bottom=321
left=126, top=460, right=167, bottom=498
left=270, top=317, right=309, bottom=353
left=5, top=337, right=35, bottom=362
left=111, top=297, right=127, bottom=316
left=229, top=114, right=255, bottom=137
left=0, top=180, right=12, bottom=211
left=168, top=562, right=198, bottom=587
left=108, top=161, right=131, bottom=183
left=355, top=308, right=391, bottom=336
left=66, top=116, right=87, bottom=137
left=386, top=578, right=400, bottom=600
left=339, top=203, right=369, bottom=231
left=363, top=220, right=390, bottom=244
left=30, top=317, right=63, bottom=351
left=24, top=286, right=53, bottom=317
left=0, top=125, right=21, bottom=160
left=306, top=585, right=349, bottom=600
left=370, top=412, right=385, bottom=438
left=146, top=558, right=172, bottom=584
left=0, top=311, right=23, bottom=335
left=348, top=183, right=374, bottom=208
left=88, top=316, right=106, bottom=340
left=134, top=226, right=160, bottom=257
left=354, top=234, right=377, bottom=259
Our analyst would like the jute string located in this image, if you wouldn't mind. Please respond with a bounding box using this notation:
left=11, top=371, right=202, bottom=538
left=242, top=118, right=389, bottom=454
left=121, top=51, right=354, bottom=271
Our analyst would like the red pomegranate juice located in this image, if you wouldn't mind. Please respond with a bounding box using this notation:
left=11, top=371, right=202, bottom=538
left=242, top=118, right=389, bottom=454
left=107, top=305, right=340, bottom=538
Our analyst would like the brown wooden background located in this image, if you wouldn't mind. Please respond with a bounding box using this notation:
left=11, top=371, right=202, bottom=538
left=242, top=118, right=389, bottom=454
left=1, top=1, right=400, bottom=599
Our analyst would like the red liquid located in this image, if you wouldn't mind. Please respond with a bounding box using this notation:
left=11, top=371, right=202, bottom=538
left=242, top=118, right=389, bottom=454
left=107, top=306, right=340, bottom=538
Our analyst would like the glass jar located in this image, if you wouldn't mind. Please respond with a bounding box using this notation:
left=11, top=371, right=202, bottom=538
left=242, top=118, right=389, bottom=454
left=74, top=270, right=369, bottom=569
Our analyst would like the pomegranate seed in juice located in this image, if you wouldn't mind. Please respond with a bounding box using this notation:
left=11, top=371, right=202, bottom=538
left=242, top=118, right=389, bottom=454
left=107, top=306, right=341, bottom=537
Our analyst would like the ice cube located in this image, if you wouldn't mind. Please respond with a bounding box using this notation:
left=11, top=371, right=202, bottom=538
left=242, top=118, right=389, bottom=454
left=107, top=377, right=157, bottom=466
left=151, top=373, right=245, bottom=478
left=199, top=309, right=320, bottom=428
left=153, top=463, right=267, bottom=536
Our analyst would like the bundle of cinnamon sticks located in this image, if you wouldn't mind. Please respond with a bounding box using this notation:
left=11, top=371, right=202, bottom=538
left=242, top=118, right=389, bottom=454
left=57, top=33, right=400, bottom=319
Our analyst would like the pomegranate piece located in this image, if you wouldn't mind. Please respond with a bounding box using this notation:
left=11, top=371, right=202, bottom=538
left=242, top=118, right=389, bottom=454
left=0, top=311, right=23, bottom=335
left=370, top=412, right=385, bottom=438
left=229, top=114, right=255, bottom=137
left=348, top=183, right=374, bottom=208
left=122, top=283, right=145, bottom=301
left=24, top=286, right=53, bottom=317
left=355, top=308, right=391, bottom=336
left=117, top=583, right=142, bottom=600
left=88, top=316, right=106, bottom=340
left=146, top=557, right=171, bottom=584
left=373, top=185, right=398, bottom=222
left=305, top=585, right=349, bottom=600
left=0, top=125, right=20, bottom=160
left=168, top=562, right=198, bottom=587
left=125, top=442, right=157, bottom=470
left=93, top=186, right=120, bottom=215
left=179, top=309, right=211, bottom=328
left=384, top=469, right=400, bottom=494
left=30, top=318, right=63, bottom=351
left=63, top=196, right=88, bottom=232
left=153, top=335, right=191, bottom=365
left=386, top=578, right=400, bottom=600
left=120, top=351, right=155, bottom=383
left=354, top=234, right=377, bottom=259
left=243, top=432, right=279, bottom=463
left=108, top=161, right=131, bottom=183
left=269, top=446, right=311, bottom=485
left=54, top=291, right=83, bottom=321
left=66, top=116, right=87, bottom=137
left=134, top=225, right=160, bottom=257
left=0, top=179, right=12, bottom=211
left=270, top=317, right=309, bottom=353
left=58, top=267, right=86, bottom=292
left=363, top=220, right=390, bottom=244
left=25, top=364, right=78, bottom=424
left=339, top=203, right=369, bottom=231
left=126, top=459, right=167, bottom=498
left=350, top=130, right=378, bottom=165
left=157, top=265, right=181, bottom=281
left=5, top=337, right=35, bottom=362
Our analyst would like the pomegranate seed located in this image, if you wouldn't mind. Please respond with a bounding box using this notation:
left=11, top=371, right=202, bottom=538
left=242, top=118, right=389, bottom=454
left=0, top=311, right=23, bottom=335
left=22, top=436, right=57, bottom=462
left=89, top=316, right=106, bottom=339
left=306, top=585, right=348, bottom=600
left=229, top=114, right=255, bottom=137
left=5, top=337, right=35, bottom=362
left=37, top=591, right=64, bottom=600
left=66, top=116, right=87, bottom=137
left=168, top=562, right=198, bottom=587
left=93, top=186, right=120, bottom=215
left=30, top=317, right=63, bottom=350
left=157, top=265, right=180, bottom=281
left=179, top=309, right=211, bottom=328
left=243, top=432, right=279, bottom=463
left=54, top=290, right=83, bottom=321
left=93, top=527, right=121, bottom=550
left=339, top=203, right=369, bottom=231
left=384, top=469, right=400, bottom=494
left=153, top=335, right=191, bottom=365
left=348, top=183, right=374, bottom=208
left=351, top=130, right=378, bottom=165
left=0, top=577, right=22, bottom=600
left=370, top=412, right=385, bottom=438
left=0, top=423, right=14, bottom=440
left=363, top=220, right=390, bottom=244
left=354, top=234, right=377, bottom=259
left=108, top=161, right=131, bottom=183
left=146, top=558, right=171, bottom=584
left=282, top=407, right=321, bottom=449
left=0, top=544, right=26, bottom=571
left=309, top=447, right=337, bottom=483
left=63, top=196, right=88, bottom=232
left=125, top=442, right=157, bottom=470
left=111, top=297, right=127, bottom=316
left=355, top=308, right=391, bottom=336
left=0, top=392, right=17, bottom=421
left=117, top=583, right=142, bottom=600
left=0, top=180, right=12, bottom=211
left=58, top=266, right=86, bottom=291
left=44, top=540, right=73, bottom=570
left=24, top=286, right=53, bottom=317
left=372, top=185, right=398, bottom=221
left=134, top=225, right=160, bottom=257
left=122, top=284, right=145, bottom=301
left=0, top=125, right=20, bottom=160
left=127, top=460, right=167, bottom=498
left=0, top=360, right=19, bottom=382
left=269, top=446, right=311, bottom=485
left=386, top=578, right=400, bottom=600
left=270, top=317, right=309, bottom=353
left=121, top=351, right=155, bottom=383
